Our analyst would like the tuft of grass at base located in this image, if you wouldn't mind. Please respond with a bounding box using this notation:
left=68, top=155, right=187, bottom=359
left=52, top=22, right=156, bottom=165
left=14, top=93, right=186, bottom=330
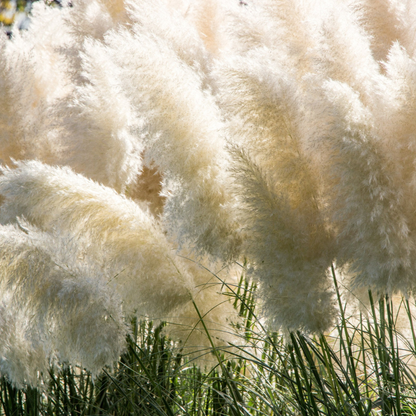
left=2, top=266, right=416, bottom=415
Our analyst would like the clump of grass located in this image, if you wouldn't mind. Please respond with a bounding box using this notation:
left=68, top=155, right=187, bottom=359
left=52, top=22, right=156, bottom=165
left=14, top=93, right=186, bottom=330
left=1, top=269, right=416, bottom=415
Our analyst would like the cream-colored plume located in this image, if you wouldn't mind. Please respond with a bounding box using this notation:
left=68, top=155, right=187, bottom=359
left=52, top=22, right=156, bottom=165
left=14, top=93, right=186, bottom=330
left=0, top=224, right=127, bottom=386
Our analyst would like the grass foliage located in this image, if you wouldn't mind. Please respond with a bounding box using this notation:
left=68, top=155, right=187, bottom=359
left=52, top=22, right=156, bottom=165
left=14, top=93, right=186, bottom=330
left=2, top=268, right=416, bottom=415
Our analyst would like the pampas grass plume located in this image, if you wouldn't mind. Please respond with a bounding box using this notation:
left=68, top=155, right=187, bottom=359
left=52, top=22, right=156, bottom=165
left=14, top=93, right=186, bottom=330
left=0, top=160, right=194, bottom=318
left=0, top=224, right=127, bottom=385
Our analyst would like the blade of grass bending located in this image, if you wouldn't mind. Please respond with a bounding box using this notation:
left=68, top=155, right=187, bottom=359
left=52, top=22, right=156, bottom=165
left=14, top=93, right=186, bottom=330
left=319, top=333, right=372, bottom=415
left=106, top=367, right=156, bottom=414
left=315, top=333, right=373, bottom=415
left=317, top=334, right=347, bottom=412
left=331, top=263, right=365, bottom=412
left=119, top=361, right=186, bottom=416
left=358, top=312, right=372, bottom=403
left=191, top=299, right=249, bottom=416
left=121, top=337, right=176, bottom=416
left=404, top=299, right=416, bottom=353
left=301, top=334, right=338, bottom=406
left=386, top=297, right=402, bottom=416
left=369, top=291, right=399, bottom=415
left=287, top=342, right=310, bottom=416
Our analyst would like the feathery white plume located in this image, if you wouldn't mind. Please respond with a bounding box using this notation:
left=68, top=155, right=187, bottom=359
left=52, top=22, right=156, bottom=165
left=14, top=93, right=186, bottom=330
left=0, top=224, right=127, bottom=385
left=57, top=36, right=143, bottom=192
left=0, top=160, right=194, bottom=318
left=0, top=161, right=242, bottom=357
left=219, top=53, right=336, bottom=333
left=102, top=28, right=241, bottom=259
left=319, top=80, right=415, bottom=295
